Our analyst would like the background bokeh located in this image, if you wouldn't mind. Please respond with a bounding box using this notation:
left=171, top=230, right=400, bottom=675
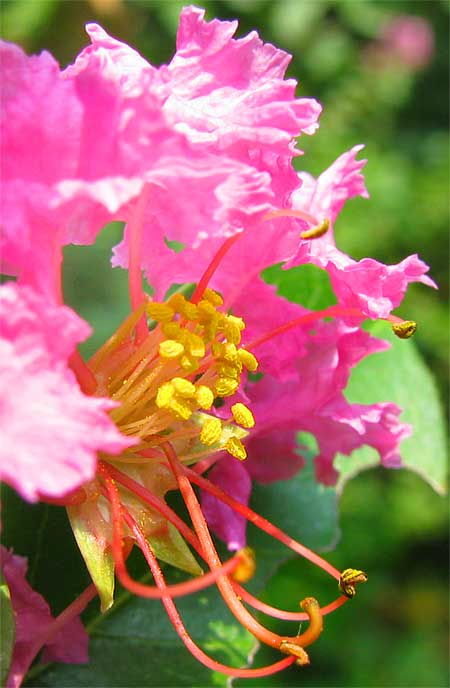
left=1, top=1, right=448, bottom=686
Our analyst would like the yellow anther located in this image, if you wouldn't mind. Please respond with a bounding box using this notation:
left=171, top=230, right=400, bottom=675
left=231, top=403, right=255, bottom=429
left=224, top=321, right=242, bottom=345
left=215, top=377, right=239, bottom=397
left=167, top=293, right=186, bottom=312
left=182, top=301, right=199, bottom=321
left=146, top=302, right=175, bottom=322
left=180, top=355, right=199, bottom=373
left=168, top=399, right=193, bottom=421
left=232, top=547, right=256, bottom=583
left=237, top=349, right=258, bottom=372
left=216, top=361, right=241, bottom=379
left=171, top=377, right=196, bottom=398
left=185, top=332, right=206, bottom=359
left=197, top=299, right=217, bottom=320
left=159, top=340, right=185, bottom=359
left=391, top=320, right=417, bottom=339
left=279, top=641, right=310, bottom=666
left=155, top=383, right=174, bottom=409
left=300, top=217, right=330, bottom=240
left=162, top=322, right=182, bottom=339
left=227, top=315, right=245, bottom=331
left=225, top=436, right=247, bottom=460
left=338, top=568, right=368, bottom=598
left=200, top=417, right=223, bottom=446
left=203, top=288, right=224, bottom=306
left=195, top=385, right=215, bottom=410
left=221, top=343, right=238, bottom=362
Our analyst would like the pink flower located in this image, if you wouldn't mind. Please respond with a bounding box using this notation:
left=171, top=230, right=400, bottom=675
left=1, top=546, right=89, bottom=688
left=0, top=5, right=432, bottom=680
left=381, top=15, right=434, bottom=70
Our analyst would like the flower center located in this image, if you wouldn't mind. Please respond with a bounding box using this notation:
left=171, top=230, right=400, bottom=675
left=88, top=288, right=257, bottom=466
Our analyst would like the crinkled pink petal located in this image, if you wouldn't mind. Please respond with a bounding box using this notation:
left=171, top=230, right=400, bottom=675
left=166, top=6, right=321, bottom=149
left=0, top=284, right=134, bottom=502
left=1, top=546, right=88, bottom=688
left=200, top=458, right=251, bottom=551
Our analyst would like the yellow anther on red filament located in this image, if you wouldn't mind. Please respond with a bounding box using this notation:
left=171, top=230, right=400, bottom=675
left=159, top=340, right=184, bottom=359
left=171, top=377, right=196, bottom=398
left=391, top=320, right=417, bottom=339
left=215, top=377, right=239, bottom=397
left=195, top=385, right=214, bottom=410
left=339, top=568, right=368, bottom=598
left=203, top=288, right=224, bottom=306
left=200, top=418, right=223, bottom=446
left=232, top=547, right=256, bottom=583
left=300, top=217, right=330, bottom=240
left=225, top=436, right=247, bottom=461
left=146, top=302, right=175, bottom=322
left=231, top=403, right=255, bottom=429
left=237, top=349, right=258, bottom=372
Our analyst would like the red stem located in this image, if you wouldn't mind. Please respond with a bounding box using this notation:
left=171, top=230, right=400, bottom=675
left=99, top=466, right=243, bottom=599
left=191, top=234, right=241, bottom=304
left=122, top=507, right=297, bottom=678
left=247, top=306, right=365, bottom=350
left=184, top=466, right=341, bottom=581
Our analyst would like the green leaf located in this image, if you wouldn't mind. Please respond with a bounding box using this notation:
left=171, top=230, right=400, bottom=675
left=0, top=572, right=15, bottom=686
left=27, top=576, right=256, bottom=687
left=262, top=263, right=337, bottom=311
left=336, top=322, right=448, bottom=494
left=248, top=441, right=339, bottom=590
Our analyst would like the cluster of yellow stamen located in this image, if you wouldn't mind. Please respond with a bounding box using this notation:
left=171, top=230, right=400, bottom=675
left=149, top=289, right=258, bottom=461
left=89, top=288, right=257, bottom=465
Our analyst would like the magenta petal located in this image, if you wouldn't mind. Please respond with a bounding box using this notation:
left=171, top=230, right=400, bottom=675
left=0, top=284, right=134, bottom=502
left=2, top=547, right=88, bottom=688
left=201, top=458, right=251, bottom=551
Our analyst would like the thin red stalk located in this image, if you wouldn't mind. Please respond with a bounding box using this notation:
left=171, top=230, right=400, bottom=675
left=232, top=581, right=347, bottom=620
left=102, top=463, right=202, bottom=554
left=247, top=305, right=365, bottom=350
left=69, top=350, right=97, bottom=394
left=191, top=234, right=241, bottom=304
left=99, top=467, right=242, bottom=599
left=163, top=443, right=296, bottom=649
left=128, top=187, right=150, bottom=343
left=184, top=466, right=341, bottom=581
left=122, top=509, right=297, bottom=679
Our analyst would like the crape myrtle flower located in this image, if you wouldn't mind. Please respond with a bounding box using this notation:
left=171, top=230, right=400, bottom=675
left=0, top=6, right=434, bottom=681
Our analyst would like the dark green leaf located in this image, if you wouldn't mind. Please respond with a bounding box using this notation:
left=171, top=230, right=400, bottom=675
left=262, top=263, right=337, bottom=311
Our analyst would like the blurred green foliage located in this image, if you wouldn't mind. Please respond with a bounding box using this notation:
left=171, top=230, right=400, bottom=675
left=1, top=1, right=448, bottom=686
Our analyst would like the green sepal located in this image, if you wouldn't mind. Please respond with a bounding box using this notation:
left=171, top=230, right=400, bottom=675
left=149, top=523, right=203, bottom=576
left=67, top=506, right=115, bottom=612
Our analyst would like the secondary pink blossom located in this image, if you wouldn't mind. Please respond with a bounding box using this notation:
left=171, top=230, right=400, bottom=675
left=381, top=15, right=434, bottom=70
left=0, top=283, right=133, bottom=502
left=1, top=546, right=88, bottom=688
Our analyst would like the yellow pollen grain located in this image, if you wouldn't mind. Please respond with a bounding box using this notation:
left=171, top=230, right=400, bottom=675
left=203, top=288, right=224, bottom=306
left=182, top=301, right=200, bottom=321
left=238, top=349, right=258, bottom=372
left=162, top=322, right=181, bottom=339
left=168, top=399, right=193, bottom=421
left=159, top=340, right=184, bottom=359
left=231, top=403, right=255, bottom=429
left=225, top=436, right=247, bottom=461
left=200, top=417, right=223, bottom=446
left=155, top=383, right=174, bottom=409
left=195, top=385, right=214, bottom=410
left=172, top=377, right=196, bottom=398
left=221, top=343, right=238, bottom=362
left=147, top=302, right=175, bottom=322
left=215, top=377, right=239, bottom=397
left=185, top=332, right=206, bottom=358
